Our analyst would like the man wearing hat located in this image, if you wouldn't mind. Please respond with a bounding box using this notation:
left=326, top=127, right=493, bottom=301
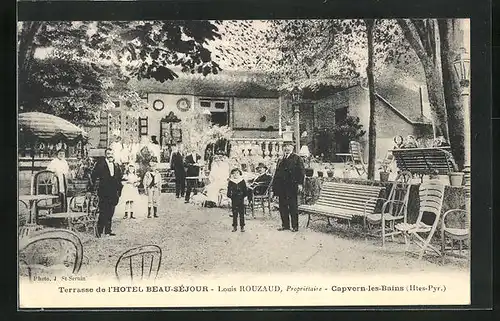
left=248, top=162, right=273, bottom=203
left=272, top=141, right=305, bottom=232
left=143, top=157, right=162, bottom=218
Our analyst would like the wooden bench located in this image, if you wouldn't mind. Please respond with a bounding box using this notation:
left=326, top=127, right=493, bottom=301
left=298, top=182, right=386, bottom=228
left=390, top=147, right=458, bottom=180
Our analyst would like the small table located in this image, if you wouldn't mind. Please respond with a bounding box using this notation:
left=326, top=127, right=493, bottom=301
left=336, top=153, right=352, bottom=163
left=19, top=195, right=60, bottom=224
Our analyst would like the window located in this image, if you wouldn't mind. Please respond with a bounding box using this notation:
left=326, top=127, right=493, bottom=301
left=335, top=107, right=348, bottom=124
left=199, top=99, right=228, bottom=112
left=214, top=102, right=226, bottom=110
left=200, top=101, right=211, bottom=108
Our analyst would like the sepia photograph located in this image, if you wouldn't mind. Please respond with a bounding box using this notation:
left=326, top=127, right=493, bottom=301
left=17, top=18, right=473, bottom=308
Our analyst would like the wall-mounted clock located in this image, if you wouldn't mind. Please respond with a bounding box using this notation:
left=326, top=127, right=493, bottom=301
left=153, top=99, right=165, bottom=111
left=176, top=98, right=191, bottom=112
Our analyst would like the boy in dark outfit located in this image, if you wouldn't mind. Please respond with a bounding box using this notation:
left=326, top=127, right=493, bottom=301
left=227, top=168, right=248, bottom=232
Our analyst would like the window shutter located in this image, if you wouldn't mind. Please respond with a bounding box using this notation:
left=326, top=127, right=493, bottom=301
left=99, top=111, right=108, bottom=148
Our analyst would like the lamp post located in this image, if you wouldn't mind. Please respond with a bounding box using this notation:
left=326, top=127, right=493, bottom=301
left=291, top=86, right=302, bottom=154
left=453, top=47, right=471, bottom=233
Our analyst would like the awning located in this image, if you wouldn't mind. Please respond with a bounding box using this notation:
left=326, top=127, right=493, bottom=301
left=19, top=112, right=88, bottom=143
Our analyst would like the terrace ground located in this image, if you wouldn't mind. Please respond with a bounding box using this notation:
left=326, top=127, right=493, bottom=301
left=75, top=193, right=468, bottom=280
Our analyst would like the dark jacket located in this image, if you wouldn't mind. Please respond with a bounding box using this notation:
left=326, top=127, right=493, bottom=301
left=91, top=158, right=123, bottom=205
left=250, top=173, right=273, bottom=196
left=170, top=151, right=185, bottom=175
left=184, top=153, right=201, bottom=177
left=272, top=153, right=305, bottom=196
left=227, top=179, right=248, bottom=200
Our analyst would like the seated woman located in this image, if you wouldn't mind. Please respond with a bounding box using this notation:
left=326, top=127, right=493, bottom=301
left=247, top=163, right=273, bottom=203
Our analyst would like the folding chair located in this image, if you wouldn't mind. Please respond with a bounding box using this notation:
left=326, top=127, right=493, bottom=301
left=395, top=179, right=445, bottom=259
left=346, top=141, right=367, bottom=176
left=364, top=171, right=412, bottom=246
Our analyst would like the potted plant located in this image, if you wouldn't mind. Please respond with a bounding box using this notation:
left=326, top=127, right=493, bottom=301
left=342, top=164, right=351, bottom=179
left=68, top=156, right=95, bottom=195
left=325, top=164, right=334, bottom=178
left=448, top=171, right=464, bottom=186
left=377, top=158, right=392, bottom=182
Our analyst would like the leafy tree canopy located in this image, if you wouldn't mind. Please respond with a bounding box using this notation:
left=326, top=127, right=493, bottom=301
left=18, top=20, right=223, bottom=125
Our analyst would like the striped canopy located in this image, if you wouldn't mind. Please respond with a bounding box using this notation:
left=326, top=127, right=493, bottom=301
left=19, top=112, right=88, bottom=143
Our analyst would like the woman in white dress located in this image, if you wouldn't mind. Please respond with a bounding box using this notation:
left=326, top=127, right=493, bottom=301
left=204, top=154, right=231, bottom=205
left=46, top=148, right=70, bottom=210
left=46, top=148, right=70, bottom=191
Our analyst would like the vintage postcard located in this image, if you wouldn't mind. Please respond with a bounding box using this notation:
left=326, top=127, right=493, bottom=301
left=18, top=17, right=472, bottom=309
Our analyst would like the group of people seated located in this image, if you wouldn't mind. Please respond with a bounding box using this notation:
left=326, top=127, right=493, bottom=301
left=180, top=149, right=274, bottom=210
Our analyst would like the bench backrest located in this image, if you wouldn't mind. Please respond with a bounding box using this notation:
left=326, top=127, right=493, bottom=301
left=316, top=182, right=385, bottom=214
left=390, top=148, right=458, bottom=175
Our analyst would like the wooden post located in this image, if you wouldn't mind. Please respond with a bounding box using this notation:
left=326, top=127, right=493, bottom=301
left=294, top=103, right=300, bottom=153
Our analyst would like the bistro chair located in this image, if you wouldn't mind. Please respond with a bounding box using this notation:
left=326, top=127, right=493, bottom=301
left=248, top=173, right=275, bottom=218
left=395, top=179, right=445, bottom=260
left=31, top=170, right=65, bottom=220
left=249, top=182, right=273, bottom=218
left=19, top=229, right=83, bottom=281
left=441, top=209, right=470, bottom=264
left=115, top=245, right=162, bottom=282
left=364, top=171, right=412, bottom=246
left=68, top=193, right=99, bottom=235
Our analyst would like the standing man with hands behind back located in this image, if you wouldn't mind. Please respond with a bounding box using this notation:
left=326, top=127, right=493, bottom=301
left=272, top=141, right=305, bottom=232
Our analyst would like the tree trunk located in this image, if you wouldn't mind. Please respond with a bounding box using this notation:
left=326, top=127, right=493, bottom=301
left=18, top=22, right=43, bottom=109
left=438, top=19, right=465, bottom=169
left=365, top=19, right=376, bottom=180
left=424, top=65, right=450, bottom=141
left=397, top=19, right=450, bottom=142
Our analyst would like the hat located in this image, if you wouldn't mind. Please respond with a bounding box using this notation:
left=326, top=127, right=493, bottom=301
left=256, top=162, right=268, bottom=170
left=283, top=140, right=294, bottom=146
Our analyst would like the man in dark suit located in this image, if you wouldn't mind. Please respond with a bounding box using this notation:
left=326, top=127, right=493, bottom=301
left=91, top=147, right=123, bottom=237
left=184, top=149, right=201, bottom=203
left=248, top=162, right=273, bottom=203
left=170, top=144, right=186, bottom=198
left=272, top=141, right=305, bottom=232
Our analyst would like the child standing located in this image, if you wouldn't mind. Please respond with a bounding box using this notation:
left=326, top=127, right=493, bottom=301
left=121, top=164, right=140, bottom=219
left=227, top=168, right=248, bottom=232
left=143, top=157, right=162, bottom=218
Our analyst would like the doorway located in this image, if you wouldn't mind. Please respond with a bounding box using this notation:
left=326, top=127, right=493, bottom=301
left=334, top=106, right=349, bottom=153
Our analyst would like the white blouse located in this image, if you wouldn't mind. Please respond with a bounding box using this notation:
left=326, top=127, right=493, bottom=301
left=46, top=158, right=70, bottom=187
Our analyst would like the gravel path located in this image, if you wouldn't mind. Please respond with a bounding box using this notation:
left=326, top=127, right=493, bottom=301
left=79, top=193, right=468, bottom=279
